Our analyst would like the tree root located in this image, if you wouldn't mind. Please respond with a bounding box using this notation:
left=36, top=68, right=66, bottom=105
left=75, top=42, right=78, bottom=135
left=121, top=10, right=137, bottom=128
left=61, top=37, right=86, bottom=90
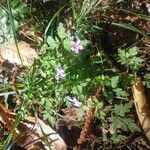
left=132, top=76, right=150, bottom=141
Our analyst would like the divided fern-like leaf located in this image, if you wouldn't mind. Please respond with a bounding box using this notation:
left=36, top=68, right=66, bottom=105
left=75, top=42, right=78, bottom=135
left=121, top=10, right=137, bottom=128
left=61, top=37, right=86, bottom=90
left=57, top=22, right=67, bottom=39
left=111, top=116, right=140, bottom=132
left=111, top=76, right=119, bottom=88
left=112, top=103, right=140, bottom=133
left=113, top=88, right=128, bottom=97
left=118, top=46, right=143, bottom=71
left=113, top=103, right=132, bottom=117
left=143, top=73, right=150, bottom=88
left=128, top=47, right=138, bottom=56
left=47, top=36, right=59, bottom=50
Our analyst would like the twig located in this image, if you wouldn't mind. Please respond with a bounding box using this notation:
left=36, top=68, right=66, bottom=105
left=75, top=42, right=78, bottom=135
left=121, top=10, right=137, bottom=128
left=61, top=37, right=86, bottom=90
left=0, top=89, right=26, bottom=97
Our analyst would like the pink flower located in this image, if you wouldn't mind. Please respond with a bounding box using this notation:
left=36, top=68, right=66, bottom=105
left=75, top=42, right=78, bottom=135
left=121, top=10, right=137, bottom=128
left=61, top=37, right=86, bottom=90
left=55, top=67, right=66, bottom=80
left=71, top=39, right=83, bottom=53
left=68, top=97, right=82, bottom=107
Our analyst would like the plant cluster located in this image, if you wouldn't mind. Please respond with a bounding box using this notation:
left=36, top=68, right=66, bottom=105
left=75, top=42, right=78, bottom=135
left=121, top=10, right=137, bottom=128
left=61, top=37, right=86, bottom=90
left=0, top=0, right=150, bottom=149
left=23, top=22, right=142, bottom=143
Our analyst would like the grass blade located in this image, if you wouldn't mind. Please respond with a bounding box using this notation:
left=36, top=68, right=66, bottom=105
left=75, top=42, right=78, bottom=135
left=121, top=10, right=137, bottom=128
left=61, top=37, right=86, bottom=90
left=7, top=0, right=23, bottom=66
left=118, top=9, right=150, bottom=22
left=44, top=5, right=65, bottom=39
left=111, top=22, right=149, bottom=38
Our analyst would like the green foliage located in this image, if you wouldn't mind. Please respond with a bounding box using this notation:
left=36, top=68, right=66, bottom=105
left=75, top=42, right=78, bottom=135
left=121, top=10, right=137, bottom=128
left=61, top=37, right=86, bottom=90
left=95, top=108, right=106, bottom=121
left=102, top=75, right=129, bottom=100
left=23, top=23, right=140, bottom=147
left=111, top=76, right=119, bottom=88
left=0, top=0, right=29, bottom=44
left=73, top=0, right=101, bottom=26
left=118, top=46, right=143, bottom=72
left=113, top=103, right=132, bottom=117
left=111, top=116, right=140, bottom=132
left=23, top=22, right=92, bottom=127
left=113, top=88, right=128, bottom=97
left=57, top=22, right=67, bottom=40
left=111, top=134, right=126, bottom=143
left=111, top=103, right=140, bottom=133
left=143, top=73, right=150, bottom=88
left=10, top=0, right=29, bottom=19
left=43, top=110, right=56, bottom=127
left=47, top=36, right=59, bottom=50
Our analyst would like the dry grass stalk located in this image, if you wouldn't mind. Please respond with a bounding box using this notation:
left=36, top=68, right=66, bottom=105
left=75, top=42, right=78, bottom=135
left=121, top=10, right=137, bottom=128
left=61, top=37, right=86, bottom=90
left=77, top=96, right=96, bottom=145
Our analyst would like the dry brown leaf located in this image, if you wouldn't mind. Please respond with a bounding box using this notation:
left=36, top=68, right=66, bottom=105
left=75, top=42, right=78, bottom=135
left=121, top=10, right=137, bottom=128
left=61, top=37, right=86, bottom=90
left=132, top=77, right=150, bottom=141
left=0, top=41, right=38, bottom=66
left=0, top=104, right=67, bottom=150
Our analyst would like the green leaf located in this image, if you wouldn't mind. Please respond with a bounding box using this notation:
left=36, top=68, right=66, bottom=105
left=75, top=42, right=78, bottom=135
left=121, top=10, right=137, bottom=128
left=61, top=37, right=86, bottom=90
left=113, top=103, right=132, bottom=117
left=40, top=98, right=47, bottom=105
left=81, top=39, right=90, bottom=47
left=125, top=118, right=140, bottom=132
left=96, top=110, right=106, bottom=121
left=43, top=113, right=56, bottom=127
left=11, top=0, right=20, bottom=7
left=0, top=15, right=8, bottom=24
left=129, top=57, right=143, bottom=70
left=111, top=76, right=119, bottom=88
left=128, top=46, right=138, bottom=56
left=111, top=135, right=126, bottom=143
left=111, top=116, right=122, bottom=131
left=118, top=49, right=126, bottom=65
left=16, top=4, right=29, bottom=18
left=113, top=88, right=128, bottom=97
left=45, top=99, right=53, bottom=108
left=143, top=73, right=150, bottom=88
left=111, top=116, right=140, bottom=132
left=118, top=46, right=143, bottom=71
left=47, top=36, right=58, bottom=50
left=63, top=38, right=71, bottom=50
left=48, top=115, right=56, bottom=127
left=57, top=22, right=67, bottom=39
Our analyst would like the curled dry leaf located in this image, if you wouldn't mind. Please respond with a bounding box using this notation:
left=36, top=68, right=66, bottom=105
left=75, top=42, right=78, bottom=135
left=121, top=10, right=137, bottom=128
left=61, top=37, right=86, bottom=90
left=0, top=104, right=67, bottom=150
left=0, top=41, right=38, bottom=66
left=132, top=77, right=150, bottom=141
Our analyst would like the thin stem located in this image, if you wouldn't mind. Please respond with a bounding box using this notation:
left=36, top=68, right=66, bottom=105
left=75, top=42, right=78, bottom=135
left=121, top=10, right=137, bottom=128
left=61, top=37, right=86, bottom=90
left=7, top=0, right=23, bottom=66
